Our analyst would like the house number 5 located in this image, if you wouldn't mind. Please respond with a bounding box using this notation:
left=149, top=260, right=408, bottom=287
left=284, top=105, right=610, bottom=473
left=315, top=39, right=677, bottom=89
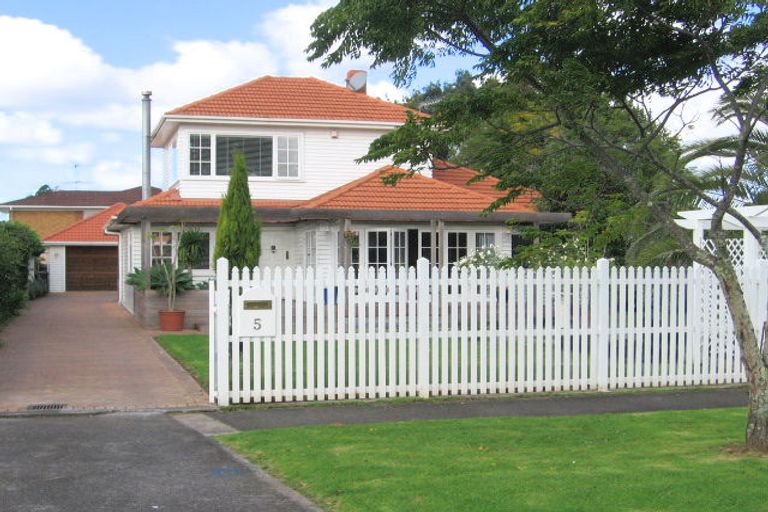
left=253, top=318, right=262, bottom=330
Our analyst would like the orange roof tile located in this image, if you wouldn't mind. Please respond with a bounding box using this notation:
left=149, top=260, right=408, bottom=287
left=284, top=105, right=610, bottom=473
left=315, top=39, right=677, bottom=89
left=303, top=167, right=536, bottom=212
left=45, top=203, right=126, bottom=244
left=165, top=76, right=419, bottom=123
left=432, top=161, right=539, bottom=207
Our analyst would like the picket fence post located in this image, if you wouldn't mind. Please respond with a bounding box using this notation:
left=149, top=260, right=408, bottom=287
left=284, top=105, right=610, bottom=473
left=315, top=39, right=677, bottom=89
left=416, top=258, right=431, bottom=397
left=215, top=257, right=230, bottom=406
left=594, top=258, right=611, bottom=391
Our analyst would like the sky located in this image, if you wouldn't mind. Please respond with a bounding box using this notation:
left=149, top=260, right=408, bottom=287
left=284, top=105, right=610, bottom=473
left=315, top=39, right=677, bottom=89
left=0, top=0, right=730, bottom=212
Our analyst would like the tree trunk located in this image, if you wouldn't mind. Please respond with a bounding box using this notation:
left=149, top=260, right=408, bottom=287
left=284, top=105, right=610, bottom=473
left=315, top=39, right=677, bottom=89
left=747, top=368, right=768, bottom=451
left=715, top=264, right=768, bottom=451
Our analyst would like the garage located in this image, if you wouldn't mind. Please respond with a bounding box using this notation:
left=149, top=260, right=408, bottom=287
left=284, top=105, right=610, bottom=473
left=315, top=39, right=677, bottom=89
left=65, top=246, right=119, bottom=291
left=43, top=203, right=126, bottom=292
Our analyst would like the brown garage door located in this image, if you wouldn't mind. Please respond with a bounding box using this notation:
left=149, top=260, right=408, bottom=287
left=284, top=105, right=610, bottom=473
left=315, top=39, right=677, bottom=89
left=66, top=246, right=118, bottom=291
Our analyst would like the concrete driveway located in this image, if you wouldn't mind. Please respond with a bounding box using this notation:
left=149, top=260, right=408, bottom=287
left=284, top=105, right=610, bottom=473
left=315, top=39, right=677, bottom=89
left=0, top=292, right=209, bottom=413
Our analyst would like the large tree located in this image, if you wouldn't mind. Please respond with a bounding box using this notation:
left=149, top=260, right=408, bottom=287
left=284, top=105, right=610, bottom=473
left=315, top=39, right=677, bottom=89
left=308, top=1, right=768, bottom=450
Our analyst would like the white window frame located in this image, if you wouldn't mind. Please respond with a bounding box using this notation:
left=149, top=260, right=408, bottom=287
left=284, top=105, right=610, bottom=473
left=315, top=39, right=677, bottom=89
left=362, top=229, right=409, bottom=269
left=446, top=231, right=469, bottom=266
left=185, top=130, right=303, bottom=181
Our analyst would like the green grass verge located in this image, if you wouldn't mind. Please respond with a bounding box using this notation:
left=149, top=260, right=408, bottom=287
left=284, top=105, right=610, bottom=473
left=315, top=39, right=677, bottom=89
left=155, top=334, right=208, bottom=389
left=219, top=408, right=768, bottom=512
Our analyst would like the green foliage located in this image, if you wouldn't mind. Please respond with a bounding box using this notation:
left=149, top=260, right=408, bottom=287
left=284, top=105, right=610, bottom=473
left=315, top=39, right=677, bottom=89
left=126, top=264, right=194, bottom=295
left=126, top=263, right=194, bottom=311
left=0, top=222, right=44, bottom=323
left=177, top=229, right=208, bottom=269
left=34, top=184, right=53, bottom=197
left=214, top=152, right=262, bottom=269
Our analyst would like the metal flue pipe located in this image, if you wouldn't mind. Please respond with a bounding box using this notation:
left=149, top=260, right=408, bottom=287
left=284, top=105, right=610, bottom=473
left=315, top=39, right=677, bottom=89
left=141, top=91, right=152, bottom=200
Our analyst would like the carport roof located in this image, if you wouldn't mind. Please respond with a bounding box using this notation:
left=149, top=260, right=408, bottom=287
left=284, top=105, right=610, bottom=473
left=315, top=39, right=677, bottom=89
left=45, top=203, right=126, bottom=245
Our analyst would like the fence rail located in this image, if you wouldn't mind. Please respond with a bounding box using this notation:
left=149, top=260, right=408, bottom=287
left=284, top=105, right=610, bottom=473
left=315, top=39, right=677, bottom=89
left=210, top=258, right=768, bottom=405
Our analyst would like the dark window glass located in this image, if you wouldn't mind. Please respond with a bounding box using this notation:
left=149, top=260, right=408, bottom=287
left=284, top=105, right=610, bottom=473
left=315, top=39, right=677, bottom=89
left=216, top=136, right=273, bottom=176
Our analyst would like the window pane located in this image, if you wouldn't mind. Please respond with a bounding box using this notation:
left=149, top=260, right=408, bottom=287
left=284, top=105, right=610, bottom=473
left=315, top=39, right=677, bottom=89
left=368, top=232, right=378, bottom=245
left=190, top=162, right=200, bottom=175
left=200, top=163, right=210, bottom=175
left=216, top=136, right=273, bottom=176
left=459, top=233, right=467, bottom=245
left=378, top=232, right=387, bottom=245
left=448, top=233, right=457, bottom=245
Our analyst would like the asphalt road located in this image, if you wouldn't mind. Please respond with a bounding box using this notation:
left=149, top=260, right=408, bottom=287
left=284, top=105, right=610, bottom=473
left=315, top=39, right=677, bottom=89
left=0, top=413, right=316, bottom=512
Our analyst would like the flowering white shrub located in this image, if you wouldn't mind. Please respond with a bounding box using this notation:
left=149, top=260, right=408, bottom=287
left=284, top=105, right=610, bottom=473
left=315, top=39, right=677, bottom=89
left=457, top=245, right=505, bottom=269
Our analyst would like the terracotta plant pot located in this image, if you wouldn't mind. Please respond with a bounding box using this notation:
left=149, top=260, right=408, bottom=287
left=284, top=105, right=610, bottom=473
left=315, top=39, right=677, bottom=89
left=159, top=310, right=185, bottom=331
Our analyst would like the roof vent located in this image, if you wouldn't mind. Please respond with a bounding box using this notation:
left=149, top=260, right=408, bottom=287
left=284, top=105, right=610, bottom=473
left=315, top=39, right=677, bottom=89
left=345, top=70, right=367, bottom=94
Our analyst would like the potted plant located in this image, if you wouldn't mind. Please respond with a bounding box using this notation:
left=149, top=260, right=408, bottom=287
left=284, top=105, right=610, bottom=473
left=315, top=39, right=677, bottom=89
left=126, top=261, right=194, bottom=331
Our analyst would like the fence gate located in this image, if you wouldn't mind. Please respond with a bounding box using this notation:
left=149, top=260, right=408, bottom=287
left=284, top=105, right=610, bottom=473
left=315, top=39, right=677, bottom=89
left=209, top=257, right=768, bottom=405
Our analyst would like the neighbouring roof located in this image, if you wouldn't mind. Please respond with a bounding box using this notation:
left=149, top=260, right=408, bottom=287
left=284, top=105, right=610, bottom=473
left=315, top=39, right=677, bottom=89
left=164, top=76, right=418, bottom=123
left=2, top=186, right=161, bottom=208
left=44, top=203, right=126, bottom=244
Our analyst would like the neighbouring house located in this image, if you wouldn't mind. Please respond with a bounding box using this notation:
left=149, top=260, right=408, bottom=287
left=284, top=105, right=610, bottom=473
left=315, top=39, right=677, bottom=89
left=107, top=73, right=570, bottom=328
left=44, top=203, right=126, bottom=292
left=0, top=186, right=159, bottom=239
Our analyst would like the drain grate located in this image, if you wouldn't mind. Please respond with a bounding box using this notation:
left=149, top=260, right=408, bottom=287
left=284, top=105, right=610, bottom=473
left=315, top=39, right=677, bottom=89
left=27, top=403, right=67, bottom=412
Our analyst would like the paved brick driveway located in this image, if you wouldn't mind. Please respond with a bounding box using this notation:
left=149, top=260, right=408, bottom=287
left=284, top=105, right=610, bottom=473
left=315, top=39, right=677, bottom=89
left=0, top=292, right=209, bottom=412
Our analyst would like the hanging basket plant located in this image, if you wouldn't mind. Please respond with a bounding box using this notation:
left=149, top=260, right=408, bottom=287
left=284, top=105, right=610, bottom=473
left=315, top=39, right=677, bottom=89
left=343, top=229, right=359, bottom=248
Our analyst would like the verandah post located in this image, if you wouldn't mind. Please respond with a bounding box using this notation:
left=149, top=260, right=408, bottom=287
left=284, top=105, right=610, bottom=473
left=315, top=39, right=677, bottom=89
left=416, top=258, right=431, bottom=397
left=215, top=257, right=231, bottom=406
left=593, top=258, right=611, bottom=391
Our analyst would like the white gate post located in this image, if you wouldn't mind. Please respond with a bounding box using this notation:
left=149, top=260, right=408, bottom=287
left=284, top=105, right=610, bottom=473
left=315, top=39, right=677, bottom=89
left=592, top=258, right=610, bottom=391
left=215, top=257, right=231, bottom=406
left=416, top=258, right=431, bottom=397
left=208, top=278, right=216, bottom=403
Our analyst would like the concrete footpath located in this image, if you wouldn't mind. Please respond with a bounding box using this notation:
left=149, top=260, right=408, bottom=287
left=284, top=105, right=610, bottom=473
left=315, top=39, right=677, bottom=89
left=204, top=387, right=748, bottom=431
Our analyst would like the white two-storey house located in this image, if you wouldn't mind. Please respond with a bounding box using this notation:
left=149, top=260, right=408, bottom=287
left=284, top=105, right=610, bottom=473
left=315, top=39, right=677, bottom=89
left=109, top=74, right=569, bottom=316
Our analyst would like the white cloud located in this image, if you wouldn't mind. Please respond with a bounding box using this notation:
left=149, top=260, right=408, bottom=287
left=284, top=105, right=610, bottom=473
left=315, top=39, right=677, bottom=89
left=0, top=112, right=61, bottom=144
left=367, top=80, right=407, bottom=103
left=88, top=160, right=144, bottom=190
left=11, top=143, right=94, bottom=165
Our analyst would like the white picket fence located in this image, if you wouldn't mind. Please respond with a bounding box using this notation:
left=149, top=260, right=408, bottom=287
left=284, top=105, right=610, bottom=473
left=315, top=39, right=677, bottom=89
left=209, top=258, right=768, bottom=405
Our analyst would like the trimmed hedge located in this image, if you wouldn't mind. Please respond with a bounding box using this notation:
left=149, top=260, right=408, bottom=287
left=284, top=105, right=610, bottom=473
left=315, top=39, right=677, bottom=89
left=0, top=222, right=44, bottom=324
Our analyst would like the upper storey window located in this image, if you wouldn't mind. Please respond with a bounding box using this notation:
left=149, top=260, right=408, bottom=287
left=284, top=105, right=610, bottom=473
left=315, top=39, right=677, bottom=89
left=189, top=135, right=211, bottom=176
left=189, top=133, right=300, bottom=178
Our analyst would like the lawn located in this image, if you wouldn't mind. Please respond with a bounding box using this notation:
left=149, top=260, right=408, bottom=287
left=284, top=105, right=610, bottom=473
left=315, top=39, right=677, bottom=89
left=218, top=408, right=768, bottom=512
left=155, top=334, right=208, bottom=388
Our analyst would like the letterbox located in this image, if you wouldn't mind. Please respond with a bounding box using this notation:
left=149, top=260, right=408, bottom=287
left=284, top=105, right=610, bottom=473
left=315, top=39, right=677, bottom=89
left=238, top=287, right=276, bottom=337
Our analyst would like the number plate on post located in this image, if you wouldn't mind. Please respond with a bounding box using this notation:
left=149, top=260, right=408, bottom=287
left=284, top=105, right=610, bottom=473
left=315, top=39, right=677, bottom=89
left=239, top=287, right=276, bottom=337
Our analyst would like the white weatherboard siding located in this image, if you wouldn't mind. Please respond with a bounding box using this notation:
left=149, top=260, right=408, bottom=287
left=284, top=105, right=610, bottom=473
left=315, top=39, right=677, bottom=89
left=175, top=124, right=391, bottom=199
left=46, top=246, right=66, bottom=292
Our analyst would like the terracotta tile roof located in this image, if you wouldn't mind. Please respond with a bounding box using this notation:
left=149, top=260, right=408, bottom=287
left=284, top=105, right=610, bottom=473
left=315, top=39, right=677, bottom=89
left=133, top=188, right=307, bottom=209
left=432, top=161, right=539, bottom=207
left=302, top=166, right=536, bottom=212
left=128, top=164, right=537, bottom=214
left=2, top=186, right=161, bottom=207
left=165, top=76, right=418, bottom=123
left=45, top=203, right=126, bottom=244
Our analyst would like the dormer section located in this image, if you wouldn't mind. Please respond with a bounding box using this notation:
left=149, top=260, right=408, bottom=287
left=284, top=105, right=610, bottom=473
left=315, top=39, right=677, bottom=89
left=152, top=76, right=423, bottom=200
